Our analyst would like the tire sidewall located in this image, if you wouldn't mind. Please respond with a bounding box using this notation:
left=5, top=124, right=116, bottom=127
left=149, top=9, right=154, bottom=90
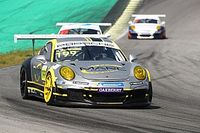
left=148, top=82, right=153, bottom=102
left=20, top=67, right=29, bottom=99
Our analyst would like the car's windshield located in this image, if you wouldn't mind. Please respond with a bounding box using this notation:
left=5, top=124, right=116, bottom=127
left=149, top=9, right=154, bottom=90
left=134, top=19, right=158, bottom=24
left=54, top=46, right=127, bottom=62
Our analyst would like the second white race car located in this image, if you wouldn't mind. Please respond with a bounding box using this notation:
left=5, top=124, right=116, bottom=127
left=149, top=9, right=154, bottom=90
left=128, top=14, right=166, bottom=39
left=56, top=23, right=111, bottom=35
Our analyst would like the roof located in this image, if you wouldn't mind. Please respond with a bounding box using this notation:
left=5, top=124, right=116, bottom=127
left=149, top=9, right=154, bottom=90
left=55, top=37, right=119, bottom=50
left=134, top=16, right=160, bottom=20
left=132, top=14, right=166, bottom=20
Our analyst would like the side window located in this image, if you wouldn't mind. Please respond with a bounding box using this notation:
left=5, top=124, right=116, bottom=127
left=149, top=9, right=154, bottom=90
left=39, top=47, right=45, bottom=55
left=44, top=42, right=52, bottom=62
left=39, top=43, right=52, bottom=61
left=38, top=42, right=52, bottom=62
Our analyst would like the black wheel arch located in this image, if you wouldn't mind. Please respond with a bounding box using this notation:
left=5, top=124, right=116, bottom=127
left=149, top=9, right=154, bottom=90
left=20, top=57, right=33, bottom=81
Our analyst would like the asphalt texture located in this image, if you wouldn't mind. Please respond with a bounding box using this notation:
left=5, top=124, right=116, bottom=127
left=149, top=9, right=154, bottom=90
left=0, top=0, right=200, bottom=132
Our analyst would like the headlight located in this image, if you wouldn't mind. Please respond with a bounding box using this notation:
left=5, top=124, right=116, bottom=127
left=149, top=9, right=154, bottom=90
left=156, top=25, right=161, bottom=30
left=60, top=66, right=75, bottom=80
left=134, top=66, right=146, bottom=80
left=130, top=25, right=135, bottom=30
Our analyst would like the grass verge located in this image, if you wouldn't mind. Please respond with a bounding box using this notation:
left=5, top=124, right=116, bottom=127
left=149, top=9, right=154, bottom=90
left=0, top=49, right=39, bottom=68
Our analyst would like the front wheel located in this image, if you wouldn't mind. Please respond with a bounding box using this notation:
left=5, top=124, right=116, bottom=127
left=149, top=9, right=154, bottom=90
left=148, top=82, right=153, bottom=102
left=44, top=73, right=55, bottom=105
left=20, top=67, right=30, bottom=99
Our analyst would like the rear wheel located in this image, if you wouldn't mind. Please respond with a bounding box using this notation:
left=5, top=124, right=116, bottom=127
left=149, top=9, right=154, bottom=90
left=44, top=73, right=55, bottom=105
left=20, top=67, right=30, bottom=99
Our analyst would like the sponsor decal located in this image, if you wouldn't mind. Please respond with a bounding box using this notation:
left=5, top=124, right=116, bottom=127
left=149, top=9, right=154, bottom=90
left=98, top=88, right=123, bottom=93
left=73, top=81, right=89, bottom=85
left=129, top=81, right=143, bottom=85
left=98, top=82, right=124, bottom=87
left=56, top=42, right=114, bottom=49
left=80, top=64, right=126, bottom=74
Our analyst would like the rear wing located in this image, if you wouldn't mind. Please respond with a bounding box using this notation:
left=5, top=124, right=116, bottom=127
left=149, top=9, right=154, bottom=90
left=56, top=23, right=112, bottom=27
left=14, top=34, right=110, bottom=55
left=132, top=14, right=166, bottom=18
left=14, top=34, right=110, bottom=43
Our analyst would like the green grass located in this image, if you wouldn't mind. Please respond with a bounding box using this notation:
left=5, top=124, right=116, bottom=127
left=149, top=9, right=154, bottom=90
left=0, top=49, right=39, bottom=68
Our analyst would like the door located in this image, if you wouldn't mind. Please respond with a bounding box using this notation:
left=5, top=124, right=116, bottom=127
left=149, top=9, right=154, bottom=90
left=32, top=43, right=52, bottom=85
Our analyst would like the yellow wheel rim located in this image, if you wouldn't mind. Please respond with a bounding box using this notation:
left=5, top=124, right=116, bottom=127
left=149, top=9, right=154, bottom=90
left=44, top=74, right=53, bottom=103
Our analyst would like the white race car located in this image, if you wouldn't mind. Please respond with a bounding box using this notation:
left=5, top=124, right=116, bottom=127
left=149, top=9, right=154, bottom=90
left=56, top=23, right=111, bottom=35
left=128, top=14, right=166, bottom=39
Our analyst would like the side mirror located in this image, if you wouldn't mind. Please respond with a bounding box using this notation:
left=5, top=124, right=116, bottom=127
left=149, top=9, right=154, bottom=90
left=36, top=55, right=47, bottom=64
left=128, top=21, right=133, bottom=25
left=105, top=33, right=111, bottom=38
left=161, top=21, right=165, bottom=26
left=129, top=54, right=137, bottom=62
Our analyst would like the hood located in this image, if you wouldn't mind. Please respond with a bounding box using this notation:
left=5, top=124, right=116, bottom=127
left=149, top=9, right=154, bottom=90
left=61, top=61, right=131, bottom=80
left=134, top=23, right=159, bottom=32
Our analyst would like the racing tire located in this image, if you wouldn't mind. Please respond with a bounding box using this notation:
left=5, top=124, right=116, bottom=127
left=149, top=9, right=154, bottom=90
left=128, top=32, right=134, bottom=39
left=162, top=32, right=167, bottom=39
left=148, top=82, right=153, bottom=102
left=128, top=35, right=132, bottom=39
left=128, top=34, right=137, bottom=39
left=44, top=73, right=55, bottom=105
left=139, top=82, right=153, bottom=108
left=20, top=67, right=30, bottom=99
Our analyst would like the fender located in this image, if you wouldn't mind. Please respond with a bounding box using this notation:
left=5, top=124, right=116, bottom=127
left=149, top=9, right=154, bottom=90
left=145, top=68, right=151, bottom=82
left=21, top=57, right=33, bottom=81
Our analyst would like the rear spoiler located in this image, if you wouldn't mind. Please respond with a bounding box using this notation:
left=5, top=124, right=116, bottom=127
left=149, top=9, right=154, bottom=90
left=14, top=34, right=110, bottom=55
left=132, top=14, right=166, bottom=18
left=14, top=34, right=110, bottom=43
left=56, top=23, right=112, bottom=27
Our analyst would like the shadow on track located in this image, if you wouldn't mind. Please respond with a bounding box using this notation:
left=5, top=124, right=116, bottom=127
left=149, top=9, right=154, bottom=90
left=2, top=95, right=161, bottom=110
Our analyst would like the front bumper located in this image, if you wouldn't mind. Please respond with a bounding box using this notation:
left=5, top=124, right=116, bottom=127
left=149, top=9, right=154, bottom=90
left=55, top=87, right=151, bottom=106
left=128, top=30, right=164, bottom=39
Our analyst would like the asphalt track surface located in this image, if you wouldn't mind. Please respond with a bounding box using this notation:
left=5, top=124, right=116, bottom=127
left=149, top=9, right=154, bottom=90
left=0, top=0, right=200, bottom=132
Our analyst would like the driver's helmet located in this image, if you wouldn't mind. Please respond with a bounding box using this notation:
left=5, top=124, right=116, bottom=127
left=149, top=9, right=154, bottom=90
left=91, top=47, right=107, bottom=60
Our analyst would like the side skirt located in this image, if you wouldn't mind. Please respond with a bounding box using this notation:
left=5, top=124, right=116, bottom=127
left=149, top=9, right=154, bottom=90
left=27, top=81, right=44, bottom=99
left=27, top=81, right=68, bottom=99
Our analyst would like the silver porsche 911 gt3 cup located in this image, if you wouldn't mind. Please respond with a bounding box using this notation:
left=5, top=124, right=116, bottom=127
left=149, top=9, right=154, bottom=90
left=14, top=34, right=152, bottom=107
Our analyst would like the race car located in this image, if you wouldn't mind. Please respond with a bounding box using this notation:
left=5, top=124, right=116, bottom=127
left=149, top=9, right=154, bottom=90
left=128, top=14, right=166, bottom=39
left=56, top=23, right=111, bottom=35
left=14, top=34, right=152, bottom=107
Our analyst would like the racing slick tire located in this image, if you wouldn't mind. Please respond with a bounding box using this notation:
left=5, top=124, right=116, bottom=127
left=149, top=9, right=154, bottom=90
left=161, top=32, right=167, bottom=39
left=20, top=67, right=30, bottom=99
left=20, top=57, right=32, bottom=99
left=156, top=32, right=166, bottom=39
left=148, top=82, right=153, bottom=102
left=44, top=73, right=55, bottom=105
left=128, top=34, right=137, bottom=39
left=140, top=82, right=153, bottom=108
